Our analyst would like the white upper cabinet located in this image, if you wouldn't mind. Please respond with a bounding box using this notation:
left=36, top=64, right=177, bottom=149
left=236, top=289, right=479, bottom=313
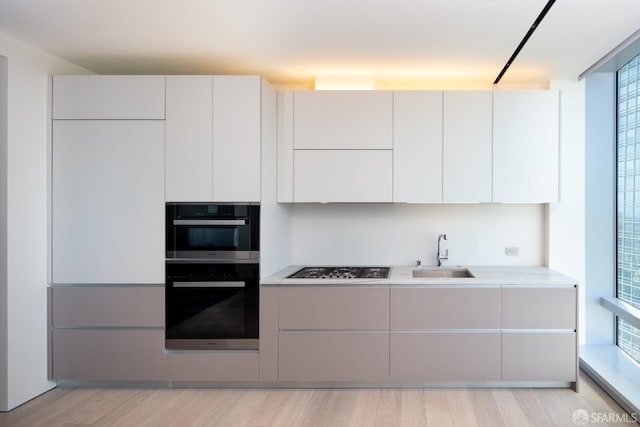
left=165, top=75, right=262, bottom=202
left=277, top=90, right=394, bottom=203
left=278, top=88, right=559, bottom=204
left=293, top=90, right=393, bottom=149
left=52, top=75, right=165, bottom=119
left=212, top=76, right=261, bottom=202
left=442, top=91, right=493, bottom=203
left=277, top=91, right=295, bottom=203
left=393, top=91, right=443, bottom=203
left=165, top=75, right=213, bottom=201
left=52, top=120, right=165, bottom=284
left=294, top=150, right=393, bottom=203
left=493, top=90, right=559, bottom=203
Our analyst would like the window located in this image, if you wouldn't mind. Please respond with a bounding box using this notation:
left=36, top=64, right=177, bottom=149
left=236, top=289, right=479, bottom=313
left=617, top=53, right=640, bottom=363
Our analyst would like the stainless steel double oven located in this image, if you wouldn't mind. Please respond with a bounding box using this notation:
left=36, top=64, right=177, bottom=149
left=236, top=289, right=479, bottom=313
left=165, top=203, right=259, bottom=350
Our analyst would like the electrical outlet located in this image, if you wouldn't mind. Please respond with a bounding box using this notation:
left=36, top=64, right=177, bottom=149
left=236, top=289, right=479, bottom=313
left=505, top=246, right=520, bottom=256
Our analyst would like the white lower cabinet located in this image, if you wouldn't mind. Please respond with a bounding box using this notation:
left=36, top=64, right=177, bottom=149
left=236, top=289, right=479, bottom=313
left=390, top=332, right=501, bottom=381
left=50, top=286, right=164, bottom=327
left=50, top=286, right=165, bottom=381
left=390, top=287, right=500, bottom=330
left=165, top=352, right=259, bottom=381
left=279, top=286, right=389, bottom=330
left=277, top=285, right=390, bottom=381
left=501, top=285, right=578, bottom=383
left=49, top=286, right=259, bottom=382
left=502, top=286, right=577, bottom=330
left=390, top=286, right=501, bottom=382
left=502, top=332, right=577, bottom=382
left=278, top=331, right=389, bottom=381
left=52, top=329, right=165, bottom=381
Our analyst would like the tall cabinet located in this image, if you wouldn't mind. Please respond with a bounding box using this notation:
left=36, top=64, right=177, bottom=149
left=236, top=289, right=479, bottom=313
left=51, top=75, right=166, bottom=381
left=50, top=74, right=272, bottom=382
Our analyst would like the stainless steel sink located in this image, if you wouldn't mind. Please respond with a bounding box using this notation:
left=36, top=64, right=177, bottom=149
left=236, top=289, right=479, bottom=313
left=412, top=267, right=475, bottom=278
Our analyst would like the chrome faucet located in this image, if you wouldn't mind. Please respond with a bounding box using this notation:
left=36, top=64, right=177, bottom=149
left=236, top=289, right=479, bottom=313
left=437, top=234, right=448, bottom=267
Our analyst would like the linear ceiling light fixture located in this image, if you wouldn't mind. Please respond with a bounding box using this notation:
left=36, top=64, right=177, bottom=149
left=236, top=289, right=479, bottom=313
left=493, top=0, right=556, bottom=84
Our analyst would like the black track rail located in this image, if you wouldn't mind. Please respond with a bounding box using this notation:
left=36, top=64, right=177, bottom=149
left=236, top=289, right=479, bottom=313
left=493, top=0, right=557, bottom=84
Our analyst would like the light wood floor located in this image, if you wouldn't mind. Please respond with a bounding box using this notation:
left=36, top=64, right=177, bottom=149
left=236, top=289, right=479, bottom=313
left=0, top=371, right=633, bottom=427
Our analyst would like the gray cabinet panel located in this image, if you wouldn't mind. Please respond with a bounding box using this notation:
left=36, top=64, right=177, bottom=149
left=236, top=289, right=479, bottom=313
left=279, top=286, right=389, bottom=330
left=278, top=331, right=389, bottom=381
left=259, top=286, right=279, bottom=381
left=51, top=286, right=163, bottom=327
left=502, top=332, right=576, bottom=381
left=165, top=352, right=259, bottom=381
left=502, top=287, right=576, bottom=329
left=390, top=332, right=501, bottom=381
left=391, top=287, right=500, bottom=330
left=51, top=329, right=164, bottom=381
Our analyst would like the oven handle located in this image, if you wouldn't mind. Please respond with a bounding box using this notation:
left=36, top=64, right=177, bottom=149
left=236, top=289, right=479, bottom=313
left=172, top=281, right=246, bottom=288
left=173, top=219, right=247, bottom=226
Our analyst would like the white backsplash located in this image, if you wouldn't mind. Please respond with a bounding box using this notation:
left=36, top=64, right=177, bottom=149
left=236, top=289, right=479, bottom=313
left=289, top=203, right=546, bottom=266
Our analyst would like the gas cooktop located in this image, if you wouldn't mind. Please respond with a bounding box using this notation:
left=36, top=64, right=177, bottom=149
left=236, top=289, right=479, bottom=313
left=287, top=266, right=391, bottom=279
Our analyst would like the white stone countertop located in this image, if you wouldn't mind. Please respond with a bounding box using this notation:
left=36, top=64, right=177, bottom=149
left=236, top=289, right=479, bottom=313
left=260, top=265, right=578, bottom=286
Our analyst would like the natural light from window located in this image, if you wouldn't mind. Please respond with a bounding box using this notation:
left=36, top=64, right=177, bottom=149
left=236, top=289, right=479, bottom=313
left=617, top=53, right=640, bottom=363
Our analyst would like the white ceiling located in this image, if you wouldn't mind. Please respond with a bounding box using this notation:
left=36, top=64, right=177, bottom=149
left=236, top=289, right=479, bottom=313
left=0, top=0, right=639, bottom=88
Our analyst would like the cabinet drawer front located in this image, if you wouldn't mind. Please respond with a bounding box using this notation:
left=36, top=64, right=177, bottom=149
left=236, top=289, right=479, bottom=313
left=502, top=287, right=576, bottom=329
left=51, top=329, right=164, bottom=381
left=391, top=287, right=500, bottom=330
left=293, top=150, right=393, bottom=203
left=502, top=332, right=576, bottom=381
left=51, top=286, right=164, bottom=327
left=53, top=75, right=165, bottom=119
left=293, top=91, right=393, bottom=149
left=165, top=352, right=259, bottom=381
left=278, top=331, right=389, bottom=381
left=279, top=286, right=389, bottom=330
left=390, top=332, right=501, bottom=381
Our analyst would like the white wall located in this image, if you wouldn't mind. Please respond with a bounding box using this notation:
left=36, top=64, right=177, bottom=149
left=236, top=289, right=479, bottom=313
left=0, top=54, right=8, bottom=411
left=548, top=80, right=587, bottom=344
left=0, top=30, right=89, bottom=411
left=290, top=203, right=545, bottom=266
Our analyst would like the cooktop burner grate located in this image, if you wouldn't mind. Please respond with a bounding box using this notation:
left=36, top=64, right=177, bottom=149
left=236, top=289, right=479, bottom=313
left=287, top=266, right=390, bottom=279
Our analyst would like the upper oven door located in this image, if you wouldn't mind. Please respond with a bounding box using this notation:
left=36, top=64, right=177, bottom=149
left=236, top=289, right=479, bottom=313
left=166, top=203, right=259, bottom=260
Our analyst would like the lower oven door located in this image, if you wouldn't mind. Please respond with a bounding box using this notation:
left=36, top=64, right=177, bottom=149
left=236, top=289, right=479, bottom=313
left=165, top=262, right=259, bottom=350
